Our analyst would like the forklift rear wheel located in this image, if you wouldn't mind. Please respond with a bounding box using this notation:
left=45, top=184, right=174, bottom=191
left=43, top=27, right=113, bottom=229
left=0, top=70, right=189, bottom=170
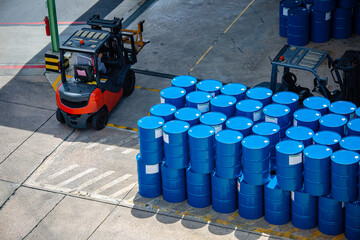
left=92, top=108, right=108, bottom=130
left=56, top=108, right=65, bottom=124
left=123, top=69, right=135, bottom=97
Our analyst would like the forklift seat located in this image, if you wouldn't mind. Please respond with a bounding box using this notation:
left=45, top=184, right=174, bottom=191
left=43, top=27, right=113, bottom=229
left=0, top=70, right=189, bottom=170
left=74, top=65, right=94, bottom=82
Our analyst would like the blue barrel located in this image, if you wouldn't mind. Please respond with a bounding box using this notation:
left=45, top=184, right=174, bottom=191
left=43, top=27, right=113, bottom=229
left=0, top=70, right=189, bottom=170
left=246, top=87, right=273, bottom=106
left=210, top=95, right=237, bottom=118
left=331, top=150, right=360, bottom=202
left=329, top=100, right=357, bottom=121
left=310, top=8, right=332, bottom=43
left=303, top=96, right=330, bottom=115
left=303, top=144, right=332, bottom=196
left=137, top=116, right=164, bottom=164
left=332, top=7, right=353, bottom=39
left=174, top=107, right=201, bottom=127
left=313, top=0, right=336, bottom=12
left=150, top=103, right=177, bottom=123
left=136, top=153, right=161, bottom=198
left=318, top=194, right=345, bottom=236
left=276, top=140, right=304, bottom=191
left=160, top=87, right=186, bottom=109
left=293, top=108, right=321, bottom=132
left=252, top=122, right=281, bottom=172
left=271, top=91, right=299, bottom=115
left=162, top=120, right=190, bottom=169
left=264, top=176, right=291, bottom=225
left=319, top=114, right=348, bottom=137
left=225, top=116, right=253, bottom=137
left=285, top=126, right=314, bottom=147
left=280, top=0, right=302, bottom=37
left=355, top=3, right=360, bottom=35
left=196, top=79, right=223, bottom=97
left=171, top=75, right=197, bottom=93
left=263, top=104, right=291, bottom=138
left=211, top=173, right=237, bottom=213
left=238, top=175, right=264, bottom=220
left=215, top=130, right=243, bottom=179
left=348, top=118, right=360, bottom=136
left=291, top=188, right=318, bottom=229
left=186, top=166, right=211, bottom=208
left=337, top=0, right=357, bottom=8
left=199, top=112, right=227, bottom=134
left=241, top=135, right=270, bottom=185
left=186, top=91, right=212, bottom=113
left=236, top=99, right=263, bottom=124
left=161, top=162, right=186, bottom=203
left=340, top=136, right=360, bottom=154
left=188, top=125, right=215, bottom=173
left=312, top=130, right=341, bottom=151
left=220, top=83, right=247, bottom=101
left=287, top=7, right=310, bottom=46
left=345, top=201, right=360, bottom=240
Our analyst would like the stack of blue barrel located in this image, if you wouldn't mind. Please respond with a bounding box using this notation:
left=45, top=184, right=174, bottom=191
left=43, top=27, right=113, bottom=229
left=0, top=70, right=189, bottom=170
left=279, top=0, right=360, bottom=46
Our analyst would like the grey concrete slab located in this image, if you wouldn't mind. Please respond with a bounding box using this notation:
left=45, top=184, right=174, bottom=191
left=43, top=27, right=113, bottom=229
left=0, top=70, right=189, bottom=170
left=24, top=196, right=114, bottom=240
left=0, top=186, right=63, bottom=240
left=0, top=180, right=19, bottom=207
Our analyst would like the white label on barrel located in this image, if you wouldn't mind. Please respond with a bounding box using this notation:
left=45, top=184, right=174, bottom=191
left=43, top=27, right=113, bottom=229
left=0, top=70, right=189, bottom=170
left=325, top=12, right=331, bottom=21
left=283, top=7, right=289, bottom=16
left=213, top=125, right=222, bottom=134
left=155, top=128, right=163, bottom=138
left=342, top=202, right=345, bottom=208
left=289, top=153, right=302, bottom=165
left=160, top=97, right=165, bottom=103
left=293, top=119, right=297, bottom=126
left=291, top=191, right=295, bottom=201
left=163, top=132, right=169, bottom=144
left=237, top=181, right=240, bottom=192
left=253, top=110, right=262, bottom=122
left=146, top=164, right=159, bottom=174
left=198, top=103, right=209, bottom=113
left=265, top=116, right=278, bottom=124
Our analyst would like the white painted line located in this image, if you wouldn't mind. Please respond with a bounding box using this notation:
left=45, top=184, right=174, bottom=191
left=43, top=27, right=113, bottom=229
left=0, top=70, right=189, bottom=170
left=110, top=182, right=137, bottom=198
left=85, top=143, right=99, bottom=149
left=76, top=171, right=115, bottom=190
left=48, top=164, right=79, bottom=180
left=121, top=148, right=135, bottom=154
left=93, top=174, right=132, bottom=194
left=56, top=168, right=97, bottom=187
left=105, top=145, right=117, bottom=151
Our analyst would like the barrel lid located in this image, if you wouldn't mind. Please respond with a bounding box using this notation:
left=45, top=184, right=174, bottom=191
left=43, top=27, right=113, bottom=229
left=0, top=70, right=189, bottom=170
left=220, top=83, right=247, bottom=96
left=281, top=0, right=302, bottom=8
left=242, top=135, right=270, bottom=149
left=150, top=103, right=177, bottom=116
left=329, top=101, right=356, bottom=115
left=137, top=116, right=164, bottom=129
left=196, top=79, right=223, bottom=92
left=289, top=7, right=309, bottom=16
left=160, top=86, right=186, bottom=99
left=215, top=129, right=243, bottom=144
left=272, top=91, right=299, bottom=105
left=304, top=145, right=333, bottom=159
left=286, top=126, right=314, bottom=141
left=163, top=120, right=190, bottom=134
left=200, top=112, right=227, bottom=125
left=331, top=150, right=360, bottom=165
left=188, top=124, right=215, bottom=138
left=356, top=107, right=360, bottom=117
left=226, top=116, right=253, bottom=131
left=348, top=118, right=360, bottom=132
left=276, top=140, right=304, bottom=154
left=313, top=130, right=341, bottom=145
left=236, top=99, right=263, bottom=112
left=252, top=122, right=280, bottom=136
left=186, top=91, right=212, bottom=103
left=263, top=103, right=290, bottom=117
left=293, top=108, right=321, bottom=122
left=340, top=136, right=360, bottom=151
left=303, top=96, right=330, bottom=111
left=320, top=114, right=348, bottom=127
left=211, top=95, right=237, bottom=107
left=246, top=87, right=273, bottom=100
left=175, top=107, right=201, bottom=121
left=171, top=75, right=197, bottom=88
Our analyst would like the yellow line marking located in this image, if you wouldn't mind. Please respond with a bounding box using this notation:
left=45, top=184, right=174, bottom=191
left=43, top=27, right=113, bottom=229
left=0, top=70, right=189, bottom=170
left=331, top=234, right=345, bottom=240
left=51, top=74, right=72, bottom=91
left=312, top=230, right=322, bottom=238
left=188, top=0, right=255, bottom=73
left=134, top=85, right=161, bottom=92
left=106, top=123, right=138, bottom=132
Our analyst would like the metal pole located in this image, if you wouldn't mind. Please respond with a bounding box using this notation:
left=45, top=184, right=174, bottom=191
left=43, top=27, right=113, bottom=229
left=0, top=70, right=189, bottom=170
left=47, top=0, right=59, bottom=52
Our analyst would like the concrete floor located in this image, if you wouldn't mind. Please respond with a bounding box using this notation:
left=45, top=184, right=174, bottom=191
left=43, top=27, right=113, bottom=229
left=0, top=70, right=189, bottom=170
left=1, top=0, right=359, bottom=239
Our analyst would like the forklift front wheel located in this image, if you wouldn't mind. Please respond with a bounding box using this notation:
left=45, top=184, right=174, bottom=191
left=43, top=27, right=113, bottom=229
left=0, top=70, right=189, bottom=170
left=92, top=108, right=108, bottom=130
left=123, top=69, right=135, bottom=97
left=56, top=108, right=65, bottom=124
